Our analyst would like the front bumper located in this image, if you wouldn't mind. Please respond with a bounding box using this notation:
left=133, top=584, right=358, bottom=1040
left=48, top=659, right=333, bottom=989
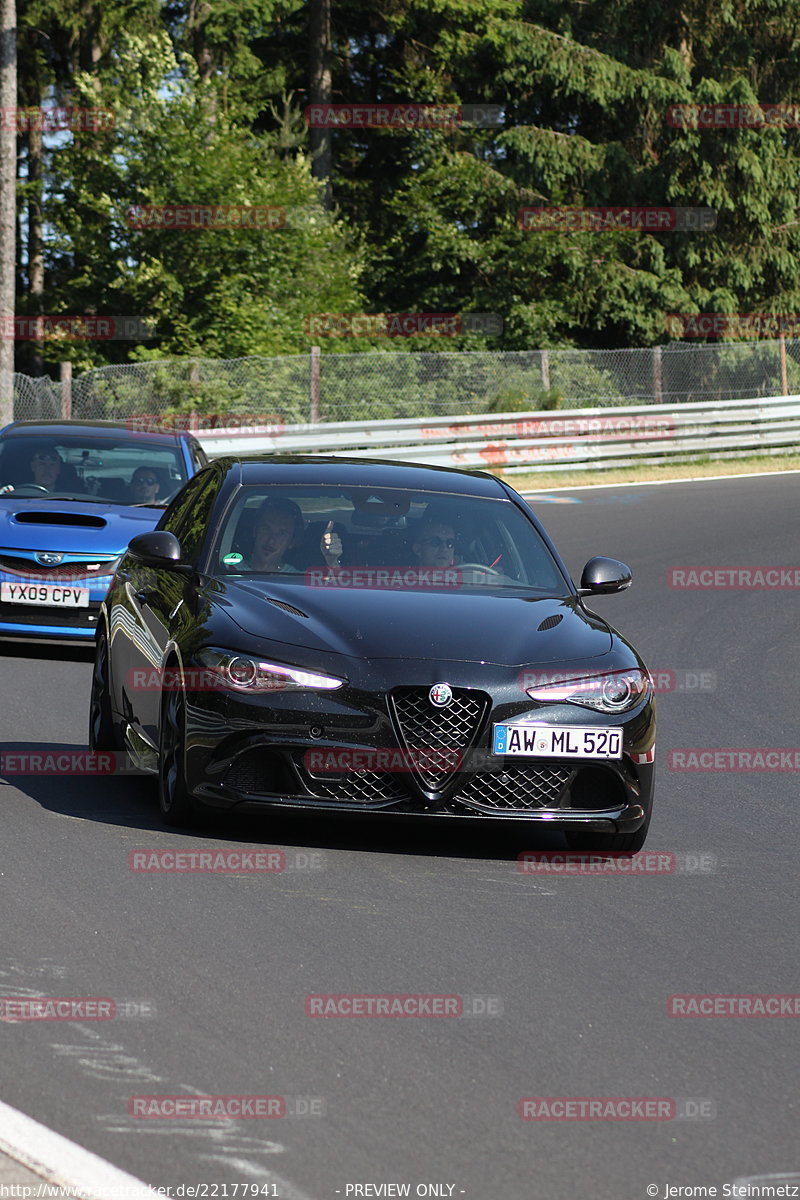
left=0, top=562, right=114, bottom=640
left=174, top=678, right=656, bottom=828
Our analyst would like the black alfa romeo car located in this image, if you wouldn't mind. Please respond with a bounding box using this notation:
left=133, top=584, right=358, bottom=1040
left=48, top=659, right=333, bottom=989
left=90, top=456, right=656, bottom=848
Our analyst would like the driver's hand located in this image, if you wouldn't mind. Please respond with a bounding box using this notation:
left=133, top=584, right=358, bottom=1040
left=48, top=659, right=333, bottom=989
left=321, top=521, right=342, bottom=566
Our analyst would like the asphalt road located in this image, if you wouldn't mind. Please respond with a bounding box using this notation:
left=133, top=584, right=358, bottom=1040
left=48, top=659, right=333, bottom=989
left=1, top=472, right=798, bottom=1200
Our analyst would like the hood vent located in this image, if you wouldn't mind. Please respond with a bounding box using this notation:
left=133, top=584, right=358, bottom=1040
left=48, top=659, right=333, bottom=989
left=265, top=596, right=308, bottom=618
left=537, top=613, right=563, bottom=632
left=14, top=511, right=106, bottom=529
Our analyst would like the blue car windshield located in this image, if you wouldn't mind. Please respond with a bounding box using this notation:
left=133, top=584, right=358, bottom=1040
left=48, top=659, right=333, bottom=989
left=0, top=435, right=187, bottom=505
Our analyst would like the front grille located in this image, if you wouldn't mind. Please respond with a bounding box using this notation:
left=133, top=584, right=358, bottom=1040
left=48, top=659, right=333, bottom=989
left=298, top=757, right=406, bottom=807
left=0, top=555, right=114, bottom=582
left=224, top=749, right=291, bottom=794
left=390, top=686, right=489, bottom=790
left=455, top=764, right=572, bottom=812
left=225, top=747, right=406, bottom=807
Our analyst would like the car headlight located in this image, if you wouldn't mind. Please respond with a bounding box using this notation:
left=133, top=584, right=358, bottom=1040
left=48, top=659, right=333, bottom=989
left=526, top=668, right=650, bottom=713
left=197, top=648, right=345, bottom=693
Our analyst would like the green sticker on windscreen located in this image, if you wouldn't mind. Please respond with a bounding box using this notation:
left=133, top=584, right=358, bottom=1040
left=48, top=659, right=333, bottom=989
left=223, top=552, right=243, bottom=566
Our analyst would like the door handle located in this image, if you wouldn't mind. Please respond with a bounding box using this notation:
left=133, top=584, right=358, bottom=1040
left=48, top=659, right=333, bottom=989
left=135, top=588, right=153, bottom=605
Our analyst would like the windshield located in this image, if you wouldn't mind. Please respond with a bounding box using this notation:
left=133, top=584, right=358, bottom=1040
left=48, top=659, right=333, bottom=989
left=210, top=484, right=568, bottom=595
left=0, top=435, right=187, bottom=505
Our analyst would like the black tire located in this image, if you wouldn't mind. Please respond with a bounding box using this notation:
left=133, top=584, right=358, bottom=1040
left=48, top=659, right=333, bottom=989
left=158, top=685, right=199, bottom=827
left=564, top=811, right=651, bottom=853
left=89, top=629, right=118, bottom=752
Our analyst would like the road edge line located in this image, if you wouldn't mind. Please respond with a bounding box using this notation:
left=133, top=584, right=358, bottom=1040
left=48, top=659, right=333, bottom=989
left=520, top=467, right=800, bottom=493
left=0, top=1097, right=157, bottom=1200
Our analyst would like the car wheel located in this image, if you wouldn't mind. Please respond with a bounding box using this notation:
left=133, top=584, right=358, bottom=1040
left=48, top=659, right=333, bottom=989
left=158, top=685, right=199, bottom=827
left=89, top=630, right=118, bottom=752
left=564, top=811, right=651, bottom=853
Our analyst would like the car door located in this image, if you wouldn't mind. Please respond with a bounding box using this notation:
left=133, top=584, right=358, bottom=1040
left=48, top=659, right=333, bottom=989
left=122, top=469, right=222, bottom=745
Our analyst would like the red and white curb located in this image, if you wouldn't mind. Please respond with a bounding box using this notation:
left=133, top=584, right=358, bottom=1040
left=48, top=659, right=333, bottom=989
left=0, top=1098, right=157, bottom=1200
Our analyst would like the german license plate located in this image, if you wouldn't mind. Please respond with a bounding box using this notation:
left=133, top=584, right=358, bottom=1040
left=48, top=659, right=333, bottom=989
left=0, top=581, right=90, bottom=608
left=493, top=723, right=622, bottom=759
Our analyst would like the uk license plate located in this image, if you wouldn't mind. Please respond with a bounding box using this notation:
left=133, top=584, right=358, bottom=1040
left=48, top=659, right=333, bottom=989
left=493, top=723, right=622, bottom=759
left=0, top=581, right=90, bottom=608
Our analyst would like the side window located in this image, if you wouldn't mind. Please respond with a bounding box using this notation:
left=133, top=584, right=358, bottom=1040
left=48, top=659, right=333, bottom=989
left=158, top=470, right=220, bottom=566
left=190, top=440, right=209, bottom=470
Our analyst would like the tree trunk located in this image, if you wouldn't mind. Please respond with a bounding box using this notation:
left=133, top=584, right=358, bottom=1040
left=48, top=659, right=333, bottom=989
left=27, top=108, right=43, bottom=376
left=309, top=0, right=332, bottom=209
left=0, top=0, right=16, bottom=426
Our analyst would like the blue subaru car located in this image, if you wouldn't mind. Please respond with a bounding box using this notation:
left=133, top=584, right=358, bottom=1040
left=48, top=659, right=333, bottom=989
left=0, top=420, right=208, bottom=641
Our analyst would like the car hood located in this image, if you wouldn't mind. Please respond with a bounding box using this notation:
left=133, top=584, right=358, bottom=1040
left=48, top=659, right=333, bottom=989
left=0, top=497, right=162, bottom=555
left=216, top=578, right=613, bottom=665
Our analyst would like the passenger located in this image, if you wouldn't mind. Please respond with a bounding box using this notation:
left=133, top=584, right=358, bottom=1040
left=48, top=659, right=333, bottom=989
left=127, top=467, right=161, bottom=504
left=244, top=499, right=342, bottom=571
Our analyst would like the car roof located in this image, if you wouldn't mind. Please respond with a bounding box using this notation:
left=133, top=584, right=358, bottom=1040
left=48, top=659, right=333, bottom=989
left=217, top=454, right=509, bottom=497
left=0, top=420, right=190, bottom=445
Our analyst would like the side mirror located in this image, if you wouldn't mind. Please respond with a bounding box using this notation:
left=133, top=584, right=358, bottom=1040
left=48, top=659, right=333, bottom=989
left=578, top=556, right=632, bottom=596
left=127, top=530, right=185, bottom=569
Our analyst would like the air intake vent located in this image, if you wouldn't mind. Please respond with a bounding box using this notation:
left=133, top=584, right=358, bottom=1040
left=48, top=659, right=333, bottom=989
left=265, top=596, right=308, bottom=618
left=14, top=511, right=106, bottom=528
left=537, top=613, right=563, bottom=632
left=389, top=686, right=489, bottom=791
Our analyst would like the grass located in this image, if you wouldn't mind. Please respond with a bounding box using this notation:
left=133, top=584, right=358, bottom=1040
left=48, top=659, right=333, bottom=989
left=496, top=453, right=800, bottom=492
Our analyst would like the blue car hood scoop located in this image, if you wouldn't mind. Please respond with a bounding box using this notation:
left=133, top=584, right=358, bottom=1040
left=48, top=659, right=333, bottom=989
left=13, top=509, right=107, bottom=528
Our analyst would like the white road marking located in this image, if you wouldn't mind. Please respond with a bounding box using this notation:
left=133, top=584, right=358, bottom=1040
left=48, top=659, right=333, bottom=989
left=0, top=1096, right=158, bottom=1200
left=523, top=466, right=800, bottom=493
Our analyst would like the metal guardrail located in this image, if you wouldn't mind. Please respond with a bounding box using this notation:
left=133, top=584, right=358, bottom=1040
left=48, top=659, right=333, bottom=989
left=198, top=394, right=800, bottom=475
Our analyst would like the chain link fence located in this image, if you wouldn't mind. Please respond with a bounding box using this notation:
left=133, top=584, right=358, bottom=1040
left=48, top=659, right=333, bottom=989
left=9, top=339, right=800, bottom=425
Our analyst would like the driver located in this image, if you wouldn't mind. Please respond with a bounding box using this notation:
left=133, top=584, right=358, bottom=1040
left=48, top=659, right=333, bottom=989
left=412, top=517, right=457, bottom=568
left=27, top=444, right=72, bottom=491
left=244, top=498, right=342, bottom=572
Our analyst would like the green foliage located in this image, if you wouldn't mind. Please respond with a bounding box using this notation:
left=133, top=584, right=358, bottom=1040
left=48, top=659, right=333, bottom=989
left=12, top=0, right=800, bottom=378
